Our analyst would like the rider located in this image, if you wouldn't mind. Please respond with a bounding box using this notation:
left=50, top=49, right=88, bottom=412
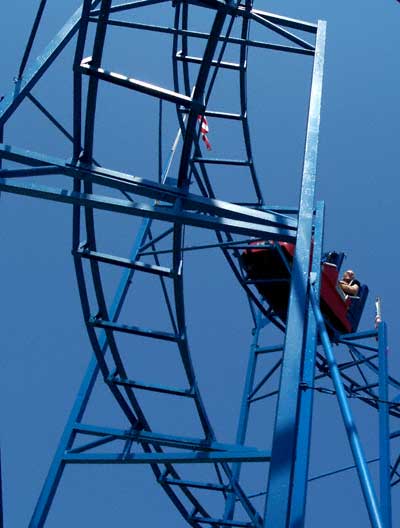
left=339, top=269, right=360, bottom=297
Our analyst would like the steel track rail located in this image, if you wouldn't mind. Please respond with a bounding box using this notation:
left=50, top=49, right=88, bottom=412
left=0, top=1, right=397, bottom=525
left=65, top=1, right=264, bottom=526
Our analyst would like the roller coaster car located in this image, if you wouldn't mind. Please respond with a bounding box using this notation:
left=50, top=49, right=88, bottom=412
left=241, top=242, right=369, bottom=334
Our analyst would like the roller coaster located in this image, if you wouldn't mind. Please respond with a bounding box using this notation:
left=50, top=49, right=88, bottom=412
left=0, top=1, right=398, bottom=527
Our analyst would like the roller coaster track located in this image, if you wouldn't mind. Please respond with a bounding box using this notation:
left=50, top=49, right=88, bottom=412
left=0, top=1, right=398, bottom=527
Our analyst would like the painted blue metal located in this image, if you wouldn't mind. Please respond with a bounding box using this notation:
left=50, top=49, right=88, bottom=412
left=0, top=144, right=297, bottom=231
left=249, top=12, right=315, bottom=50
left=17, top=0, right=49, bottom=80
left=223, top=311, right=265, bottom=521
left=256, top=344, right=284, bottom=355
left=75, top=248, right=175, bottom=276
left=0, top=0, right=102, bottom=126
left=0, top=178, right=296, bottom=240
left=72, top=423, right=265, bottom=453
left=63, top=451, right=270, bottom=464
left=176, top=9, right=228, bottom=189
left=238, top=11, right=263, bottom=203
left=378, top=322, right=392, bottom=527
left=27, top=94, right=74, bottom=142
left=248, top=359, right=282, bottom=400
left=263, top=21, right=326, bottom=527
left=60, top=7, right=268, bottom=523
left=92, top=0, right=168, bottom=15
left=2, top=1, right=396, bottom=526
left=94, top=18, right=315, bottom=55
left=249, top=8, right=317, bottom=33
left=309, top=287, right=384, bottom=528
left=29, top=215, right=152, bottom=526
left=80, top=63, right=195, bottom=106
left=289, top=200, right=325, bottom=528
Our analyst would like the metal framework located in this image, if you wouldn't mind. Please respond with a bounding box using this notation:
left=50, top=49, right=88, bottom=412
left=0, top=1, right=397, bottom=527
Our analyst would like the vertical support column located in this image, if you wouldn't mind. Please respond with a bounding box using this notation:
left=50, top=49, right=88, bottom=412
left=29, top=218, right=151, bottom=527
left=378, top=322, right=392, bottom=528
left=263, top=21, right=326, bottom=528
left=223, top=311, right=264, bottom=520
left=29, top=357, right=99, bottom=528
left=309, top=289, right=383, bottom=528
left=289, top=201, right=324, bottom=527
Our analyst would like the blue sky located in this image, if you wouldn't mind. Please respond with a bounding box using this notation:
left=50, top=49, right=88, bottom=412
left=1, top=1, right=400, bottom=526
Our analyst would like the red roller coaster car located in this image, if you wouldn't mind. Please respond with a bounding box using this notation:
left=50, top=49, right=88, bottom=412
left=241, top=241, right=369, bottom=335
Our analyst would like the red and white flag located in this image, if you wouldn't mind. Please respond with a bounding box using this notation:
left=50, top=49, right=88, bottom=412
left=197, top=115, right=212, bottom=151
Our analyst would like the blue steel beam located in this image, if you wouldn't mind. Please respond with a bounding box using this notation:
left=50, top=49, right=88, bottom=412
left=63, top=451, right=271, bottom=464
left=92, top=18, right=315, bottom=55
left=309, top=287, right=384, bottom=528
left=238, top=12, right=263, bottom=203
left=289, top=200, right=324, bottom=527
left=17, top=0, right=49, bottom=80
left=109, top=376, right=193, bottom=397
left=71, top=6, right=264, bottom=517
left=159, top=476, right=227, bottom=492
left=256, top=344, right=284, bottom=355
left=27, top=94, right=74, bottom=143
left=190, top=516, right=253, bottom=527
left=176, top=9, right=229, bottom=190
left=92, top=0, right=170, bottom=15
left=74, top=248, right=176, bottom=277
left=176, top=53, right=241, bottom=71
left=71, top=199, right=219, bottom=527
left=72, top=9, right=261, bottom=507
left=248, top=359, right=282, bottom=400
left=0, top=179, right=296, bottom=241
left=100, top=0, right=318, bottom=30
left=0, top=1, right=101, bottom=126
left=72, top=423, right=265, bottom=454
left=249, top=12, right=315, bottom=51
left=223, top=311, right=265, bottom=521
left=247, top=8, right=317, bottom=33
left=0, top=144, right=297, bottom=231
left=29, top=216, right=151, bottom=526
left=263, top=20, right=326, bottom=528
left=0, top=1, right=326, bottom=526
left=340, top=329, right=379, bottom=341
left=29, top=245, right=145, bottom=528
left=79, top=63, right=195, bottom=107
left=378, top=322, right=392, bottom=527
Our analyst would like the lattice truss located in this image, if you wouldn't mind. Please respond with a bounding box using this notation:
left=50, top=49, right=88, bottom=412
left=0, top=1, right=398, bottom=527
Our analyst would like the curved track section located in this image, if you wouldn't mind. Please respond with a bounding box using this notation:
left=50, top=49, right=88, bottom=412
left=0, top=0, right=395, bottom=525
left=69, top=1, right=400, bottom=525
left=69, top=1, right=271, bottom=526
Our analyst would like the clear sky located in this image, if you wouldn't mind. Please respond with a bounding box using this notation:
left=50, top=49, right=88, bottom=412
left=1, top=1, right=400, bottom=526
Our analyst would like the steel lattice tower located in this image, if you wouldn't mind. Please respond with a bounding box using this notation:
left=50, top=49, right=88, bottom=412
left=0, top=1, right=397, bottom=527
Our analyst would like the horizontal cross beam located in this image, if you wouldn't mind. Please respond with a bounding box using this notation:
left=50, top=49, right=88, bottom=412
left=64, top=451, right=271, bottom=464
left=0, top=178, right=295, bottom=240
left=0, top=144, right=297, bottom=232
left=73, top=423, right=266, bottom=454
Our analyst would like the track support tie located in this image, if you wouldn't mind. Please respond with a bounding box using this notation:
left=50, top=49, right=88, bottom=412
left=89, top=317, right=181, bottom=343
left=350, top=382, right=379, bottom=394
left=108, top=374, right=195, bottom=398
left=79, top=60, right=201, bottom=109
left=191, top=157, right=250, bottom=166
left=179, top=108, right=243, bottom=121
left=190, top=515, right=253, bottom=527
left=176, top=51, right=242, bottom=71
left=74, top=248, right=175, bottom=277
left=159, top=476, right=229, bottom=492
